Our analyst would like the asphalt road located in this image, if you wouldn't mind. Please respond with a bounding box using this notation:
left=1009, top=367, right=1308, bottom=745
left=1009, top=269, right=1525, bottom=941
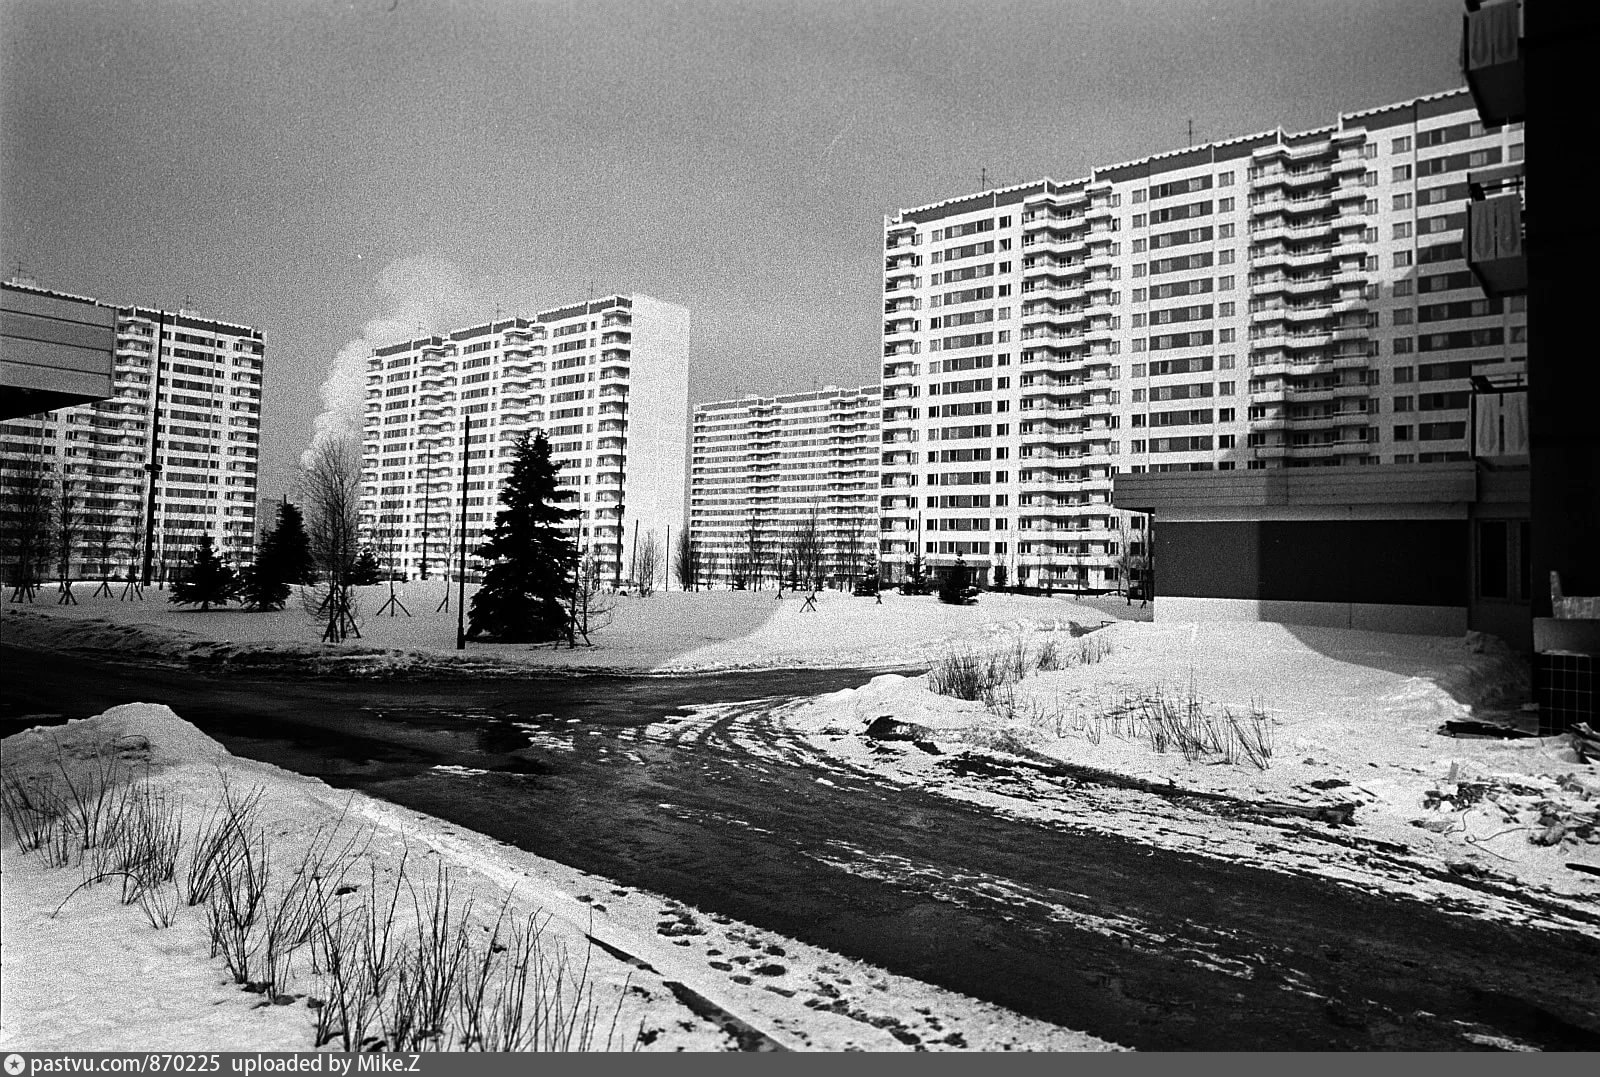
left=5, top=643, right=1599, bottom=1050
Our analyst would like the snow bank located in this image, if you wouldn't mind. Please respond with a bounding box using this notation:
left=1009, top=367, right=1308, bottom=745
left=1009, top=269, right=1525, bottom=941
left=0, top=704, right=1117, bottom=1052
left=790, top=621, right=1600, bottom=924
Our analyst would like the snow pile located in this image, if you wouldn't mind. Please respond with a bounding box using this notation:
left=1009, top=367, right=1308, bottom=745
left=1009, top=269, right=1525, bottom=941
left=0, top=704, right=1117, bottom=1052
left=790, top=621, right=1600, bottom=922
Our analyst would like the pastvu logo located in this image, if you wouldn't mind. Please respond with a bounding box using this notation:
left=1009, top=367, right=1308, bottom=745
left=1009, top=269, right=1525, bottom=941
left=4, top=1054, right=25, bottom=1076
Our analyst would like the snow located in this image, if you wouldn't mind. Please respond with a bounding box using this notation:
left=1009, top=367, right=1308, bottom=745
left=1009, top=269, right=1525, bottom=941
left=785, top=620, right=1600, bottom=926
left=7, top=587, right=1598, bottom=1050
left=0, top=581, right=1130, bottom=675
left=0, top=703, right=1117, bottom=1052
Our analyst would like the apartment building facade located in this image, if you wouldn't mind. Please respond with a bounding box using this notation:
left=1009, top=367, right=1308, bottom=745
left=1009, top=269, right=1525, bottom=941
left=0, top=279, right=264, bottom=581
left=690, top=385, right=880, bottom=589
left=359, top=294, right=690, bottom=587
left=879, top=88, right=1525, bottom=591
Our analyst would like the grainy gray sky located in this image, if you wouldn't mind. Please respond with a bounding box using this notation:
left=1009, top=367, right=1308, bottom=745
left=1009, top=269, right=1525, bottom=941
left=1, top=0, right=1467, bottom=500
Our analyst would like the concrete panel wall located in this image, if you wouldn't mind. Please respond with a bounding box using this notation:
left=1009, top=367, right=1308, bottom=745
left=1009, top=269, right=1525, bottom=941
left=0, top=286, right=115, bottom=414
left=1157, top=519, right=1469, bottom=607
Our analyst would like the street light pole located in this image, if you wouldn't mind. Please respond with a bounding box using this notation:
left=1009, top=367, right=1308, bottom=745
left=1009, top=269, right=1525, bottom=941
left=455, top=413, right=472, bottom=650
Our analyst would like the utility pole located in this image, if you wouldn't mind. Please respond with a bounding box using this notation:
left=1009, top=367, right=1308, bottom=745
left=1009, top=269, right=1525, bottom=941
left=139, top=309, right=167, bottom=586
left=420, top=445, right=432, bottom=579
left=455, top=413, right=472, bottom=649
left=629, top=520, right=639, bottom=590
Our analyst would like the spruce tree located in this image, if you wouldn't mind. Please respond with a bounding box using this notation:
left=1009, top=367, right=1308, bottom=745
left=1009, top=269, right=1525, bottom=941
left=240, top=502, right=296, bottom=610
left=169, top=534, right=238, bottom=610
left=467, top=431, right=579, bottom=642
left=275, top=501, right=314, bottom=584
left=938, top=554, right=972, bottom=605
left=350, top=546, right=383, bottom=586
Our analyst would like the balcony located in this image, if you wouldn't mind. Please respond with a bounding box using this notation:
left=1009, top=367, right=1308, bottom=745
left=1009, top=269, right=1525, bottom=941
left=1462, top=0, right=1524, bottom=124
left=1467, top=188, right=1527, bottom=296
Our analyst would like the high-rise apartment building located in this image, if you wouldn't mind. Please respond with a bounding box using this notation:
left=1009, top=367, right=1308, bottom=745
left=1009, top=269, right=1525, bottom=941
left=690, top=385, right=880, bottom=589
left=880, top=88, right=1525, bottom=591
left=0, top=279, right=264, bottom=581
left=359, top=294, right=689, bottom=587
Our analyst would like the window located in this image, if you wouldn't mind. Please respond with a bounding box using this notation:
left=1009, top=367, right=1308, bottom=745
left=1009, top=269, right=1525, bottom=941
left=1132, top=238, right=1148, bottom=253
left=1219, top=250, right=1235, bottom=265
left=1394, top=396, right=1413, bottom=412
left=1393, top=193, right=1413, bottom=211
left=1393, top=279, right=1414, bottom=297
left=1218, top=434, right=1236, bottom=448
left=1132, top=213, right=1147, bottom=228
left=1391, top=136, right=1412, bottom=154
left=1219, top=275, right=1234, bottom=290
left=1218, top=197, right=1235, bottom=212
left=1364, top=199, right=1378, bottom=215
left=1218, top=328, right=1235, bottom=343
left=1218, top=355, right=1235, bottom=370
left=1394, top=425, right=1413, bottom=441
left=1393, top=251, right=1413, bottom=268
left=1217, top=171, right=1234, bottom=186
left=1392, top=165, right=1412, bottom=182
left=1219, top=302, right=1235, bottom=317
left=1393, top=309, right=1413, bottom=326
left=1395, top=366, right=1414, bottom=382
left=1363, top=142, right=1377, bottom=159
left=1393, top=222, right=1412, bottom=240
left=1394, top=338, right=1414, bottom=354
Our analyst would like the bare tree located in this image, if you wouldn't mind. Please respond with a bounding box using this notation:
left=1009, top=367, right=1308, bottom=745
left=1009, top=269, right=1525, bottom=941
left=673, top=529, right=700, bottom=591
left=791, top=503, right=825, bottom=591
left=370, top=515, right=410, bottom=616
left=700, top=543, right=721, bottom=591
left=634, top=530, right=662, bottom=598
left=301, top=437, right=363, bottom=642
left=1115, top=513, right=1152, bottom=605
left=741, top=512, right=766, bottom=590
left=52, top=474, right=82, bottom=603
left=1, top=447, right=53, bottom=602
left=567, top=546, right=615, bottom=646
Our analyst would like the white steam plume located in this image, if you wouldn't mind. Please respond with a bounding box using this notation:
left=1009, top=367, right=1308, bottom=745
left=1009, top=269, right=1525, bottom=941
left=302, top=257, right=476, bottom=468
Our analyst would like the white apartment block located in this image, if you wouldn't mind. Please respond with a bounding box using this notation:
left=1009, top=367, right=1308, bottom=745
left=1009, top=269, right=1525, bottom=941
left=690, top=385, right=880, bottom=589
left=880, top=88, right=1525, bottom=591
left=0, top=279, right=264, bottom=578
left=359, top=294, right=690, bottom=587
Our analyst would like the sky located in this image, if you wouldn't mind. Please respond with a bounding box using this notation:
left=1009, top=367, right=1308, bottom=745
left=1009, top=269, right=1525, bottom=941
left=1, top=0, right=1470, bottom=502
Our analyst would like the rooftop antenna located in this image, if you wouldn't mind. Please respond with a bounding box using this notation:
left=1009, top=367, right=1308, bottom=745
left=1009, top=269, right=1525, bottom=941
left=980, top=167, right=988, bottom=189
left=1187, top=118, right=1195, bottom=147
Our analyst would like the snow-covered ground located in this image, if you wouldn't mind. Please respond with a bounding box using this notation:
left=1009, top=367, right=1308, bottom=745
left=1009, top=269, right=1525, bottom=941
left=0, top=582, right=1133, bottom=675
left=0, top=704, right=1116, bottom=1052
left=786, top=619, right=1600, bottom=926
left=7, top=585, right=1598, bottom=1050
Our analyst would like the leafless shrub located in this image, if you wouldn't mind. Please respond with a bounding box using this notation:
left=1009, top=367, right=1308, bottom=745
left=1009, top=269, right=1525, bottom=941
left=185, top=780, right=265, bottom=907
left=2, top=771, right=64, bottom=854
